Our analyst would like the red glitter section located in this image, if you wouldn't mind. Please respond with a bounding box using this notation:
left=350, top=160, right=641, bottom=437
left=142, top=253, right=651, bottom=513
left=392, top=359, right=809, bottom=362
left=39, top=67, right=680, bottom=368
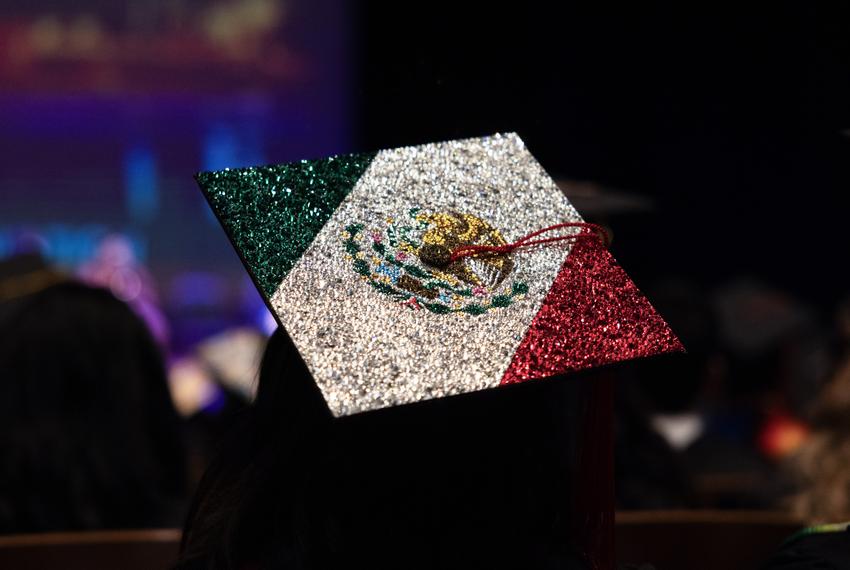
left=501, top=238, right=684, bottom=385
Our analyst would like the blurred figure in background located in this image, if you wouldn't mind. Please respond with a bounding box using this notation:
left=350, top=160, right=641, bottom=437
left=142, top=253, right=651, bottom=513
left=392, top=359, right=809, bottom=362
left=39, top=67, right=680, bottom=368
left=617, top=276, right=833, bottom=510
left=758, top=296, right=850, bottom=569
left=785, top=294, right=850, bottom=524
left=616, top=277, right=721, bottom=508
left=786, top=357, right=850, bottom=523
left=77, top=234, right=170, bottom=348
left=0, top=276, right=188, bottom=533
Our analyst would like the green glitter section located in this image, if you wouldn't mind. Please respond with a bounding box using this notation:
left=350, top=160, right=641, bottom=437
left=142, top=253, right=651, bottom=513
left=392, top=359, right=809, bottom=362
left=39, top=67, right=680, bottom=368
left=196, top=152, right=377, bottom=299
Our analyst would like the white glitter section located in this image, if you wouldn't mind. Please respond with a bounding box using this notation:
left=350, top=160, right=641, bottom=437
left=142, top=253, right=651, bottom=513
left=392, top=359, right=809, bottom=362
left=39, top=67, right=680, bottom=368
left=271, top=133, right=582, bottom=416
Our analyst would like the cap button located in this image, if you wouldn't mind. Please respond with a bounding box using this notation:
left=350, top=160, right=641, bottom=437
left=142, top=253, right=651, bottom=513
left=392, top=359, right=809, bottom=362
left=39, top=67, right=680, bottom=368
left=418, top=243, right=452, bottom=268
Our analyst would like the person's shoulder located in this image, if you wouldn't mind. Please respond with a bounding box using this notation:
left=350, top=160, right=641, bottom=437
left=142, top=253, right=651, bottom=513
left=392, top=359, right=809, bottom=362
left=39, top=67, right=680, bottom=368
left=764, top=522, right=850, bottom=570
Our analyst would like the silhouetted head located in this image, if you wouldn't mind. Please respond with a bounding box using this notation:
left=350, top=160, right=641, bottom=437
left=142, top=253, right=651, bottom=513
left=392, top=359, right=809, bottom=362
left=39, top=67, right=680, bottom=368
left=0, top=281, right=187, bottom=533
left=179, top=327, right=596, bottom=569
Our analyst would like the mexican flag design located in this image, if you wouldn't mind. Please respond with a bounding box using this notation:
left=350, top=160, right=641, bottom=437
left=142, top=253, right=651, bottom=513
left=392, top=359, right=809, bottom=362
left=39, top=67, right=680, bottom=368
left=197, top=133, right=682, bottom=416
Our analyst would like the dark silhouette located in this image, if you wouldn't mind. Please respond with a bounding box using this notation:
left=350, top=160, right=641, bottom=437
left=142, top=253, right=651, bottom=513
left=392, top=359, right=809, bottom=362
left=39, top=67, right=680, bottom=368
left=763, top=526, right=850, bottom=569
left=178, top=327, right=601, bottom=569
left=0, top=281, right=187, bottom=533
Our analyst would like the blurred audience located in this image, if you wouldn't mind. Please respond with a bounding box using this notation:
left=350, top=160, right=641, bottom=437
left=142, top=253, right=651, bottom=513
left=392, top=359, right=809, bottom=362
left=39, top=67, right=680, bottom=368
left=5, top=256, right=850, bottom=547
left=617, top=277, right=721, bottom=508
left=785, top=346, right=850, bottom=523
left=0, top=276, right=188, bottom=533
left=616, top=277, right=831, bottom=510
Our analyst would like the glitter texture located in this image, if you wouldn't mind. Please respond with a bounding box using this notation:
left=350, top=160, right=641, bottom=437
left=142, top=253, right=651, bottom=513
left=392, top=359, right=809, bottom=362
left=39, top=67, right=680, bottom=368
left=271, top=134, right=582, bottom=415
left=196, top=152, right=377, bottom=298
left=201, top=132, right=681, bottom=417
left=340, top=210, right=526, bottom=315
left=501, top=238, right=684, bottom=384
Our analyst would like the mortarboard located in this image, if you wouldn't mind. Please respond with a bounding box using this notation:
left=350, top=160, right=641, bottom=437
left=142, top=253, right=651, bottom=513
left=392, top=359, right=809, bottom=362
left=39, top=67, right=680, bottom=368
left=196, top=133, right=682, bottom=417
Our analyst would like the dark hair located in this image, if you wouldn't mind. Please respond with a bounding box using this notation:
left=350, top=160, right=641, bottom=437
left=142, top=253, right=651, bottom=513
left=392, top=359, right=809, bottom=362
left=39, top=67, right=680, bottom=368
left=179, top=327, right=598, bottom=569
left=0, top=281, right=187, bottom=533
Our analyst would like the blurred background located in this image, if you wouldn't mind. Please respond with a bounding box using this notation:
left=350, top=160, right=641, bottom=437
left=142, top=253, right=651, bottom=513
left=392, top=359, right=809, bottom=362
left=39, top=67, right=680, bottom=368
left=1, top=0, right=849, bottom=537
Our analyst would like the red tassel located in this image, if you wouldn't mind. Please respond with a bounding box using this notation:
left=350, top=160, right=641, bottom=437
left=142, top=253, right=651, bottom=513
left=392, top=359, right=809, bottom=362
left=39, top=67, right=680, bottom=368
left=449, top=222, right=609, bottom=263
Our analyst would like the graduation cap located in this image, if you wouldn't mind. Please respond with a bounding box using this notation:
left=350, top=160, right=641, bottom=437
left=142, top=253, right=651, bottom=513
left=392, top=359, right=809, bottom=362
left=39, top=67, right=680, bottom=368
left=196, top=133, right=682, bottom=417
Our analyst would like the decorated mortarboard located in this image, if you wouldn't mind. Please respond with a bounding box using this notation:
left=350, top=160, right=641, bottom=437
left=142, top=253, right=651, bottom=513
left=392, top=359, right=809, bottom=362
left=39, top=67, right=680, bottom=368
left=197, top=133, right=683, bottom=416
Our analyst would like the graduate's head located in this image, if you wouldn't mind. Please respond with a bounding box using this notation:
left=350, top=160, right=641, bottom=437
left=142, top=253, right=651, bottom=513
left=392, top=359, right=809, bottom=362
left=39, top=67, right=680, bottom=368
left=0, top=280, right=186, bottom=532
left=182, top=325, right=592, bottom=569
left=182, top=133, right=682, bottom=569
